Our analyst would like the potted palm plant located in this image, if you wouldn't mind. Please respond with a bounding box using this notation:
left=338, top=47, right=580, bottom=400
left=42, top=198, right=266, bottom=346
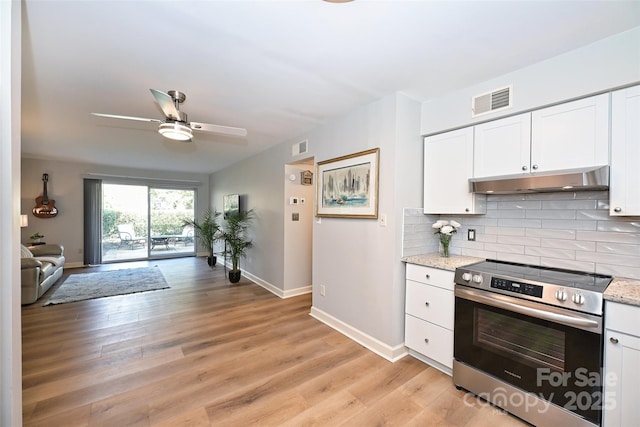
left=220, top=209, right=254, bottom=283
left=182, top=208, right=221, bottom=266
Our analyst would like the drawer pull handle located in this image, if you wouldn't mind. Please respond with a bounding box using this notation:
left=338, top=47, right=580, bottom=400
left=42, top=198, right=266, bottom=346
left=425, top=274, right=430, bottom=279
left=424, top=338, right=429, bottom=344
left=424, top=301, right=430, bottom=307
left=610, top=337, right=619, bottom=344
left=614, top=207, right=622, bottom=213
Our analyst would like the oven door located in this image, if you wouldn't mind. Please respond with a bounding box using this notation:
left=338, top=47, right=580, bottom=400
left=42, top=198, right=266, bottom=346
left=454, top=285, right=604, bottom=425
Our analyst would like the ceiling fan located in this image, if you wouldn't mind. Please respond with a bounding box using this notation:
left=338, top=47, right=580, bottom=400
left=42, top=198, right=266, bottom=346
left=92, top=89, right=248, bottom=142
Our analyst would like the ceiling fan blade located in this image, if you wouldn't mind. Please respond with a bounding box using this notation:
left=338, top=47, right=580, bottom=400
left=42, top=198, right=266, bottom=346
left=190, top=122, right=248, bottom=137
left=150, top=89, right=180, bottom=120
left=91, top=112, right=161, bottom=123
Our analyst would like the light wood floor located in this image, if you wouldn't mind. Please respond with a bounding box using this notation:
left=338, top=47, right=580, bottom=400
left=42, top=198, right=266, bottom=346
left=22, top=257, right=528, bottom=426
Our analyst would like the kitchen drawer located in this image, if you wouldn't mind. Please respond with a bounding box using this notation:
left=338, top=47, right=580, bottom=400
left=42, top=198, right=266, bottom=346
left=406, top=263, right=455, bottom=290
left=405, top=280, right=454, bottom=329
left=605, top=301, right=640, bottom=337
left=405, top=314, right=453, bottom=369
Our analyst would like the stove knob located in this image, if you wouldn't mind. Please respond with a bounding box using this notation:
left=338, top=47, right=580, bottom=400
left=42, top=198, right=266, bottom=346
left=472, top=274, right=483, bottom=284
left=555, top=289, right=567, bottom=302
left=462, top=272, right=472, bottom=282
left=572, top=293, right=585, bottom=305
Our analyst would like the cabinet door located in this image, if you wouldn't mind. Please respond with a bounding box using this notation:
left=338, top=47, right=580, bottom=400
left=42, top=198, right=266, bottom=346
left=531, top=93, right=610, bottom=172
left=424, top=128, right=485, bottom=214
left=604, top=330, right=640, bottom=427
left=610, top=85, right=640, bottom=216
left=473, top=113, right=531, bottom=178
left=405, top=314, right=454, bottom=369
left=405, top=281, right=454, bottom=329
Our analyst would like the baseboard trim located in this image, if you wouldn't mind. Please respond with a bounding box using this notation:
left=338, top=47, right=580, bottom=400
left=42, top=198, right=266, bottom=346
left=310, top=306, right=408, bottom=362
left=223, top=261, right=311, bottom=299
left=65, top=261, right=85, bottom=269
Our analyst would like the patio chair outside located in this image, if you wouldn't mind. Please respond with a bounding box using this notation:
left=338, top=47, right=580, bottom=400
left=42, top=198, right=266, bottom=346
left=117, top=224, right=147, bottom=249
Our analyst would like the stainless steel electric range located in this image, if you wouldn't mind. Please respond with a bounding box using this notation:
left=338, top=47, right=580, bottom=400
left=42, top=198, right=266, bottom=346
left=453, top=259, right=613, bottom=427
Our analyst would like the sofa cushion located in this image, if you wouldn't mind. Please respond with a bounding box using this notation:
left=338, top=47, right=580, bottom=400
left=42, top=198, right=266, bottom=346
left=39, top=261, right=56, bottom=279
left=21, top=244, right=34, bottom=258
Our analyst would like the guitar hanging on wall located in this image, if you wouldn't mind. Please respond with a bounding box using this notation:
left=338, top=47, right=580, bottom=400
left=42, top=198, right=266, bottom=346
left=32, top=173, right=58, bottom=218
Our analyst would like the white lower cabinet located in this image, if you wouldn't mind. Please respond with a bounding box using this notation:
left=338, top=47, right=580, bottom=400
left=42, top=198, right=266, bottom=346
left=604, top=301, right=640, bottom=426
left=404, top=263, right=455, bottom=374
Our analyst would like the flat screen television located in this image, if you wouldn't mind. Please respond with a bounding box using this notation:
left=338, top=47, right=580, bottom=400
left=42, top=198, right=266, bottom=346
left=223, top=194, right=240, bottom=219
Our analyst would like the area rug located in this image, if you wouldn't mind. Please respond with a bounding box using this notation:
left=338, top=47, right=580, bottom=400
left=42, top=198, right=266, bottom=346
left=44, top=266, right=169, bottom=306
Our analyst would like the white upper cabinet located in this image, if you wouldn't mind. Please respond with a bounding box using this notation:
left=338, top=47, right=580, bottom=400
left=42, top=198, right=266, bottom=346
left=610, top=85, right=640, bottom=216
left=473, top=113, right=532, bottom=178
left=531, top=93, right=610, bottom=172
left=424, top=127, right=486, bottom=214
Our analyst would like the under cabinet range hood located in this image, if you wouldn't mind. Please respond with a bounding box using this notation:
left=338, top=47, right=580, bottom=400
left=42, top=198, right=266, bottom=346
left=470, top=165, right=609, bottom=194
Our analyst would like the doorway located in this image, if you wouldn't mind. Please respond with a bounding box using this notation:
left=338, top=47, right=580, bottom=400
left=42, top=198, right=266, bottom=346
left=101, top=183, right=196, bottom=262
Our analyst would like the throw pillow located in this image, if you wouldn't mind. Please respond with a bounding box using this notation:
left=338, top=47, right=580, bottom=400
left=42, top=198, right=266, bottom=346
left=20, top=244, right=34, bottom=258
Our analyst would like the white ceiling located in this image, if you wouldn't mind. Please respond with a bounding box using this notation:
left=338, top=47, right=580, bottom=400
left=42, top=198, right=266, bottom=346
left=21, top=0, right=640, bottom=174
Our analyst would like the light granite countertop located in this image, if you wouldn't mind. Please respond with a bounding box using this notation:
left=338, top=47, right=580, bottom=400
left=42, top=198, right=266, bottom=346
left=604, top=277, right=640, bottom=307
left=403, top=252, right=640, bottom=307
left=401, top=253, right=483, bottom=272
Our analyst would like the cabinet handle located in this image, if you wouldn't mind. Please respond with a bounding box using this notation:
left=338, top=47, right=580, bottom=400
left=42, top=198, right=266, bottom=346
left=424, top=301, right=430, bottom=307
left=465, top=208, right=470, bottom=212
left=522, top=165, right=528, bottom=171
left=532, top=164, right=539, bottom=170
left=610, top=337, right=619, bottom=344
left=424, top=338, right=429, bottom=344
left=614, top=207, right=622, bottom=213
left=425, top=274, right=430, bottom=279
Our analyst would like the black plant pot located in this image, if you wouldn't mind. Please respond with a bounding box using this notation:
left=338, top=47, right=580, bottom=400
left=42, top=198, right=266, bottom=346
left=207, top=255, right=217, bottom=267
left=228, top=269, right=241, bottom=283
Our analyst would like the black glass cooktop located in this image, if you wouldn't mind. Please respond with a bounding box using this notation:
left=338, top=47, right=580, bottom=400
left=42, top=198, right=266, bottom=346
left=462, top=259, right=613, bottom=293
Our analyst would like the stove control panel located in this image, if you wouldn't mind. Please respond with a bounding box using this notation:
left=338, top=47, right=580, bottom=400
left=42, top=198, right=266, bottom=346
left=490, top=277, right=543, bottom=298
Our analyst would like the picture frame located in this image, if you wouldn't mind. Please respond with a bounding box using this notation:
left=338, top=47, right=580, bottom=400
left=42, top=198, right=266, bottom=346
left=315, top=148, right=379, bottom=218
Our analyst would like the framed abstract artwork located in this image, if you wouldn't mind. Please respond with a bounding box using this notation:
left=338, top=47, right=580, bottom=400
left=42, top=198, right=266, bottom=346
left=315, top=148, right=379, bottom=218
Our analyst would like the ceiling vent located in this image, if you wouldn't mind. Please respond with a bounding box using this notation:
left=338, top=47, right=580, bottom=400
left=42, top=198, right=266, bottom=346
left=472, top=85, right=512, bottom=117
left=291, top=139, right=308, bottom=156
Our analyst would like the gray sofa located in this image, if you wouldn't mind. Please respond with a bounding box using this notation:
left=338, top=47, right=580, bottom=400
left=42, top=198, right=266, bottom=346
left=21, top=243, right=65, bottom=305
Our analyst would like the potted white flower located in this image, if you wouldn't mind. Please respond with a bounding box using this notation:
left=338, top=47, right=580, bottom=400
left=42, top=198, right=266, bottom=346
left=432, top=220, right=461, bottom=257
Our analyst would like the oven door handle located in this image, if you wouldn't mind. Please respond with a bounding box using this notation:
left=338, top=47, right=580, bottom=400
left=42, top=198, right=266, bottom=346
left=456, top=287, right=601, bottom=331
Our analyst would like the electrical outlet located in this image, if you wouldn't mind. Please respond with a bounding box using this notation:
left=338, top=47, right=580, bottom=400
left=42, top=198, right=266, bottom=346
left=468, top=229, right=476, bottom=241
left=320, top=285, right=326, bottom=296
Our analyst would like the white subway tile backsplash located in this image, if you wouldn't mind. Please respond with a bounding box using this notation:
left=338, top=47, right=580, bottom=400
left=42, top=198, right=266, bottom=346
left=526, top=246, right=575, bottom=260
left=526, top=209, right=576, bottom=219
left=541, top=238, right=596, bottom=252
left=404, top=191, right=640, bottom=279
left=498, top=218, right=542, bottom=228
left=577, top=231, right=640, bottom=244
left=542, top=200, right=598, bottom=210
left=597, top=242, right=640, bottom=256
left=485, top=209, right=526, bottom=219
left=541, top=219, right=597, bottom=231
left=526, top=228, right=576, bottom=239
left=499, top=235, right=540, bottom=246
left=497, top=200, right=542, bottom=210
left=576, top=250, right=640, bottom=268
left=484, top=243, right=525, bottom=255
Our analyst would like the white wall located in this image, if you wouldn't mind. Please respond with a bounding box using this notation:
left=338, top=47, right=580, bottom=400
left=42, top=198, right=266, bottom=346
left=21, top=157, right=210, bottom=266
left=307, top=92, right=423, bottom=355
left=210, top=142, right=291, bottom=289
left=209, top=92, right=423, bottom=356
left=421, top=27, right=640, bottom=135
left=283, top=163, right=314, bottom=295
left=1, top=0, right=22, bottom=424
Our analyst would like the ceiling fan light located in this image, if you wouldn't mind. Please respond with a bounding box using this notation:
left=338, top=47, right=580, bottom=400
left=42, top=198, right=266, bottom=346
left=158, top=122, right=192, bottom=141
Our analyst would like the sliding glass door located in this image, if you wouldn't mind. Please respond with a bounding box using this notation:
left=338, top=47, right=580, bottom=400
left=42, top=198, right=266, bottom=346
left=101, top=184, right=195, bottom=262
